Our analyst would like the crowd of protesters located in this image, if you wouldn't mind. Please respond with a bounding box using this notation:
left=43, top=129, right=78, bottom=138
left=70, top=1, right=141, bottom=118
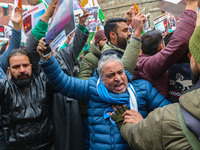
left=0, top=0, right=200, bottom=149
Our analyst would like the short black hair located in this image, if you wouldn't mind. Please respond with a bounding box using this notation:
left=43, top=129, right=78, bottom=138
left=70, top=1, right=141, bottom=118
left=164, top=31, right=174, bottom=46
left=8, top=47, right=30, bottom=65
left=141, top=30, right=163, bottom=55
left=104, top=18, right=127, bottom=41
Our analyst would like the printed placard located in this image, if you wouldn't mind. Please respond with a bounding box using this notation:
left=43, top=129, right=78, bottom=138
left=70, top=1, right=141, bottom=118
left=85, top=6, right=99, bottom=32
left=22, top=3, right=46, bottom=36
left=45, top=0, right=75, bottom=50
left=154, top=13, right=168, bottom=33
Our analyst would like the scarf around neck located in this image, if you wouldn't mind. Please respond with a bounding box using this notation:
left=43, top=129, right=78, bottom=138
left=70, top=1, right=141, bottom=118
left=97, top=78, right=138, bottom=125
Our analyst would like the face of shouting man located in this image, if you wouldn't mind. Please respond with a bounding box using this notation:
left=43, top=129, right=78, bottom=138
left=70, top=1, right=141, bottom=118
left=101, top=59, right=128, bottom=93
left=8, top=54, right=32, bottom=88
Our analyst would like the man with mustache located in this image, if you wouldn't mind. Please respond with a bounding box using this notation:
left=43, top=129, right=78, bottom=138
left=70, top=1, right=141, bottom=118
left=0, top=46, right=54, bottom=150
left=77, top=10, right=146, bottom=148
left=101, top=7, right=143, bottom=74
left=0, top=0, right=60, bottom=149
left=38, top=17, right=171, bottom=149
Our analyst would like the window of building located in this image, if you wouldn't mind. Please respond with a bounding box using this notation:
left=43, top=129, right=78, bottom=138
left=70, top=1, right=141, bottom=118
left=3, top=7, right=9, bottom=16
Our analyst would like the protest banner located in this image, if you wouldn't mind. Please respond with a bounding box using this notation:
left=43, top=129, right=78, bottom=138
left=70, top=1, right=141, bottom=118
left=22, top=3, right=46, bottom=36
left=154, top=13, right=168, bottom=33
left=85, top=6, right=98, bottom=32
left=74, top=6, right=98, bottom=32
left=74, top=0, right=83, bottom=16
left=43, top=0, right=51, bottom=5
left=45, top=0, right=75, bottom=50
left=157, top=0, right=186, bottom=18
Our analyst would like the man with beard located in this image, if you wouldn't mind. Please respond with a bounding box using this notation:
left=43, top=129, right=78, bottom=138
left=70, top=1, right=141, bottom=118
left=0, top=0, right=60, bottom=149
left=0, top=47, right=54, bottom=150
left=101, top=14, right=144, bottom=74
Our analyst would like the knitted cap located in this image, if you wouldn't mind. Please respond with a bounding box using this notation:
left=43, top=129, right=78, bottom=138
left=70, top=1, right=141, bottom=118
left=94, top=30, right=106, bottom=45
left=189, top=26, right=200, bottom=64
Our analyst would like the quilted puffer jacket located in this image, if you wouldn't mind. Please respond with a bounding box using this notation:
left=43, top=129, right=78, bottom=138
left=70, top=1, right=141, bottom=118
left=41, top=55, right=171, bottom=150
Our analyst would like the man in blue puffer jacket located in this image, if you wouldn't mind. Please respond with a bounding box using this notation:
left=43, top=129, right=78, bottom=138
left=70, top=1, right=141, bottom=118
left=39, top=48, right=171, bottom=149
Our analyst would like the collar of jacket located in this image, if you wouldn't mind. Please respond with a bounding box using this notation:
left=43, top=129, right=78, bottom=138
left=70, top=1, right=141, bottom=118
left=102, top=41, right=125, bottom=54
left=89, top=43, right=102, bottom=58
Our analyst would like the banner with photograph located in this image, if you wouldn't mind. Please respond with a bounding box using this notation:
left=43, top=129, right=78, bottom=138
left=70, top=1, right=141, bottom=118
left=45, top=0, right=75, bottom=50
left=85, top=6, right=98, bottom=32
left=22, top=3, right=46, bottom=36
left=154, top=13, right=168, bottom=33
left=74, top=6, right=98, bottom=32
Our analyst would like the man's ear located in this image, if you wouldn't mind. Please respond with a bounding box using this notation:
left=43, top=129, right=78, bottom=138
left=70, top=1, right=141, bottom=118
left=158, top=43, right=163, bottom=52
left=96, top=42, right=100, bottom=49
left=110, top=31, right=117, bottom=40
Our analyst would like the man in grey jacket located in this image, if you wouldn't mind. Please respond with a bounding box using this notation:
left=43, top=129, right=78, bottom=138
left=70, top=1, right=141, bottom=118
left=36, top=7, right=90, bottom=150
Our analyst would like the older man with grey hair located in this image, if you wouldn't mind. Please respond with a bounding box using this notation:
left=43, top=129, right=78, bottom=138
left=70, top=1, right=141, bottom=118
left=39, top=41, right=171, bottom=149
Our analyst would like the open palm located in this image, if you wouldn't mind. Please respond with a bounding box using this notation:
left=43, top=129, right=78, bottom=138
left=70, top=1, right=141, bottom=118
left=10, top=7, right=22, bottom=24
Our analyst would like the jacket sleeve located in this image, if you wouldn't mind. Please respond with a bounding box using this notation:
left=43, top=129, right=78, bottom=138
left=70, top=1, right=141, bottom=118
left=145, top=81, right=171, bottom=112
left=0, top=81, right=5, bottom=104
left=56, top=27, right=89, bottom=73
left=120, top=107, right=165, bottom=150
left=143, top=10, right=197, bottom=80
left=31, top=20, right=48, bottom=41
left=25, top=20, right=49, bottom=75
left=0, top=29, right=21, bottom=72
left=78, top=53, right=96, bottom=80
left=40, top=55, right=89, bottom=103
left=25, top=33, right=41, bottom=75
left=121, top=37, right=141, bottom=74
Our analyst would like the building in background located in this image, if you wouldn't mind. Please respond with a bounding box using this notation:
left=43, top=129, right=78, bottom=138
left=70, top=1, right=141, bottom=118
left=99, top=0, right=163, bottom=28
left=0, top=0, right=31, bottom=26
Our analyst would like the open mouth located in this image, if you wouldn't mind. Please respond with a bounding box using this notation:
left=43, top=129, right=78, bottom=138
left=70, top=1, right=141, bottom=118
left=115, top=83, right=124, bottom=91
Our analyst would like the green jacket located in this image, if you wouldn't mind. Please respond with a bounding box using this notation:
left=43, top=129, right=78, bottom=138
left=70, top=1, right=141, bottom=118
left=120, top=87, right=200, bottom=149
left=78, top=43, right=101, bottom=80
